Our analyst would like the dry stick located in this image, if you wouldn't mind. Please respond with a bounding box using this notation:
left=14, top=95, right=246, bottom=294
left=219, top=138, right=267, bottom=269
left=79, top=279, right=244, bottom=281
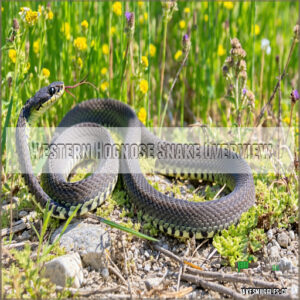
left=160, top=49, right=190, bottom=128
left=121, top=238, right=133, bottom=299
left=55, top=286, right=119, bottom=297
left=180, top=273, right=245, bottom=300
left=255, top=34, right=297, bottom=127
left=153, top=243, right=279, bottom=289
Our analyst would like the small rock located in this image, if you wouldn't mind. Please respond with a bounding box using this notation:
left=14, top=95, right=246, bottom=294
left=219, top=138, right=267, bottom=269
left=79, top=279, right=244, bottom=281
left=272, top=240, right=281, bottom=249
left=269, top=246, right=280, bottom=258
left=289, top=230, right=295, bottom=241
left=277, top=232, right=289, bottom=248
left=266, top=229, right=273, bottom=241
left=43, top=253, right=83, bottom=288
left=17, top=230, right=31, bottom=241
left=144, top=277, right=161, bottom=291
left=278, top=257, right=293, bottom=272
left=144, top=264, right=151, bottom=272
left=101, top=268, right=109, bottom=279
left=290, top=284, right=299, bottom=298
left=12, top=197, right=19, bottom=204
left=51, top=220, right=111, bottom=270
left=19, top=210, right=28, bottom=218
left=144, top=250, right=150, bottom=258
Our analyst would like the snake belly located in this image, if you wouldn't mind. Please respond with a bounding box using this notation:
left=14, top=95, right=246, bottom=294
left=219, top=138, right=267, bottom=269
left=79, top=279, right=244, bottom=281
left=16, top=98, right=255, bottom=239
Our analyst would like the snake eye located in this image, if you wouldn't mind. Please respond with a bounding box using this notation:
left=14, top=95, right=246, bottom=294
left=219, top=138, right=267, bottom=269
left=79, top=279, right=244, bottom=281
left=49, top=87, right=56, bottom=96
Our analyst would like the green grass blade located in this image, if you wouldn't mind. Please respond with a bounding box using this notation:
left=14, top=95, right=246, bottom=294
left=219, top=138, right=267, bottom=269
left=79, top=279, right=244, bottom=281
left=96, top=216, right=159, bottom=242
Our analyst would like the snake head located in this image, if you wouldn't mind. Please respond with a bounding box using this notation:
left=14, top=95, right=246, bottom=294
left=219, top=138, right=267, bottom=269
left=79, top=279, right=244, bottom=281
left=24, top=81, right=65, bottom=124
left=33, top=81, right=65, bottom=110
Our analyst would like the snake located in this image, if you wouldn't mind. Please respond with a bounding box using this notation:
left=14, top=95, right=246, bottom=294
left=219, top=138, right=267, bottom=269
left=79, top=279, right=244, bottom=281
left=16, top=81, right=255, bottom=239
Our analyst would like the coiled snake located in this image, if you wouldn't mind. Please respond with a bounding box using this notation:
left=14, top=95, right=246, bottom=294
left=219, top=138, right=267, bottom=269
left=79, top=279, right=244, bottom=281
left=16, top=82, right=255, bottom=239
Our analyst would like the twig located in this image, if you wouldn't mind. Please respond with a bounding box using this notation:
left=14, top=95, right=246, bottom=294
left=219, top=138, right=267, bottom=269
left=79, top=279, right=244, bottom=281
left=213, top=184, right=226, bottom=200
left=105, top=251, right=127, bottom=286
left=4, top=241, right=38, bottom=250
left=180, top=272, right=244, bottom=300
left=55, top=285, right=119, bottom=297
left=153, top=243, right=279, bottom=289
left=1, top=220, right=27, bottom=237
left=255, top=33, right=298, bottom=127
left=160, top=49, right=190, bottom=128
left=121, top=237, right=133, bottom=298
left=201, top=248, right=217, bottom=267
left=177, top=265, right=183, bottom=291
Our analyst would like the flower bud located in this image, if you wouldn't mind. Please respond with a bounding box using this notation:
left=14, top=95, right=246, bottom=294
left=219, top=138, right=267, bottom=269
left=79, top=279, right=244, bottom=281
left=182, top=33, right=191, bottom=53
left=230, top=37, right=241, bottom=49
left=13, top=18, right=20, bottom=31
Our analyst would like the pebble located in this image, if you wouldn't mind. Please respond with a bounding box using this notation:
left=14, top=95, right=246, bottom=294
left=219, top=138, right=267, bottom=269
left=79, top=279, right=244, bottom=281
left=266, top=229, right=273, bottom=241
left=18, top=210, right=28, bottom=218
left=144, top=250, right=150, bottom=258
left=289, top=230, right=295, bottom=241
left=277, top=232, right=289, bottom=248
left=144, top=277, right=161, bottom=291
left=43, top=252, right=84, bottom=288
left=144, top=264, right=151, bottom=272
left=101, top=268, right=109, bottom=279
left=18, top=230, right=31, bottom=241
left=269, top=246, right=280, bottom=258
left=51, top=220, right=111, bottom=270
left=290, top=284, right=299, bottom=298
left=278, top=257, right=293, bottom=272
left=272, top=240, right=281, bottom=249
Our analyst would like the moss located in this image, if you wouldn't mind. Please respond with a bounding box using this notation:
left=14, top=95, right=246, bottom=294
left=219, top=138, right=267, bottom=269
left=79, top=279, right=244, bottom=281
left=213, top=174, right=298, bottom=268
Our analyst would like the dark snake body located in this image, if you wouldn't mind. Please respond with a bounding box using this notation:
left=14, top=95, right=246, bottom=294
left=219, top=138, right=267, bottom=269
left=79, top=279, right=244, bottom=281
left=17, top=95, right=255, bottom=239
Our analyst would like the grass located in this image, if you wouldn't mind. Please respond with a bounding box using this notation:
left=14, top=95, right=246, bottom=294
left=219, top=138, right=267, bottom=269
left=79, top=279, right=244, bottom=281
left=1, top=0, right=299, bottom=296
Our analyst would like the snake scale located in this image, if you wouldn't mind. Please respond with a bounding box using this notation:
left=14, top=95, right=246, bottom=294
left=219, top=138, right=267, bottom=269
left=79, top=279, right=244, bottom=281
left=16, top=81, right=255, bottom=239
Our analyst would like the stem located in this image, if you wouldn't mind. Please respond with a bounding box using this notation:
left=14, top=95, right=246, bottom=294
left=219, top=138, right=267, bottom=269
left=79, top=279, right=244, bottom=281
left=158, top=18, right=168, bottom=124
left=160, top=50, right=190, bottom=129
left=255, top=34, right=297, bottom=127
left=259, top=50, right=265, bottom=107
left=119, top=38, right=131, bottom=102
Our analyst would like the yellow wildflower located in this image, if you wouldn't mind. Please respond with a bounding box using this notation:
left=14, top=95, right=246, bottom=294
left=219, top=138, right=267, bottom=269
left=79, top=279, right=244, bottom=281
left=139, top=79, right=148, bottom=94
left=101, top=67, right=108, bottom=75
left=184, top=7, right=190, bottom=14
left=149, top=44, right=156, bottom=57
left=61, top=22, right=71, bottom=40
left=138, top=107, right=147, bottom=124
left=174, top=50, right=182, bottom=61
left=42, top=68, right=50, bottom=78
left=144, top=12, right=148, bottom=21
left=112, top=2, right=122, bottom=16
left=77, top=57, right=83, bottom=69
left=283, top=116, right=290, bottom=125
left=139, top=16, right=144, bottom=24
left=141, top=56, right=148, bottom=68
left=47, top=10, right=53, bottom=20
left=217, top=44, right=226, bottom=56
left=33, top=39, right=40, bottom=54
left=38, top=5, right=43, bottom=14
left=254, top=24, right=260, bottom=35
left=138, top=1, right=144, bottom=8
left=81, top=20, right=88, bottom=29
left=102, top=44, right=109, bottom=55
left=19, top=7, right=39, bottom=26
left=110, top=26, right=116, bottom=35
left=24, top=62, right=30, bottom=74
left=204, top=14, right=208, bottom=22
left=8, top=49, right=17, bottom=63
left=203, top=2, right=208, bottom=9
left=91, top=40, right=95, bottom=48
left=224, top=2, right=234, bottom=10
left=101, top=81, right=109, bottom=92
left=74, top=37, right=87, bottom=51
left=2, top=7, right=4, bottom=12
left=179, top=20, right=186, bottom=29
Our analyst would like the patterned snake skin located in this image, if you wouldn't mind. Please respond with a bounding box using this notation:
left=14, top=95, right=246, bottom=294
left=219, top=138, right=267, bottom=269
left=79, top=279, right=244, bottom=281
left=16, top=83, right=255, bottom=239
